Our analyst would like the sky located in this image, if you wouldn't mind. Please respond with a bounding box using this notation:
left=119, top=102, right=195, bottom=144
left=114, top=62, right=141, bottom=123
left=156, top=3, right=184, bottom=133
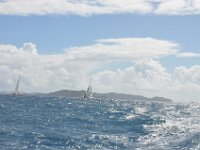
left=0, top=0, right=200, bottom=102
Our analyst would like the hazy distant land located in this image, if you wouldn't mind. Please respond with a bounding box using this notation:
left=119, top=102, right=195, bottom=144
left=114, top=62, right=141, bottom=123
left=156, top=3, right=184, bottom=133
left=32, top=89, right=172, bottom=102
left=0, top=89, right=173, bottom=102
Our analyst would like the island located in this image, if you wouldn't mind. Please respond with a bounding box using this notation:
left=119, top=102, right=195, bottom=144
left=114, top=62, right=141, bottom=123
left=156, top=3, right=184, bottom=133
left=33, top=89, right=173, bottom=102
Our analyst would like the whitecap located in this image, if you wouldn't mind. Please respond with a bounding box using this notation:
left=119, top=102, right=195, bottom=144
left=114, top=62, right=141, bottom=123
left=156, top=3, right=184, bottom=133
left=124, top=114, right=136, bottom=120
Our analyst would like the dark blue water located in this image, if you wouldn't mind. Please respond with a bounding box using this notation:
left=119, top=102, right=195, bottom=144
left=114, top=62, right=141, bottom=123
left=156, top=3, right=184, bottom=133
left=0, top=95, right=200, bottom=150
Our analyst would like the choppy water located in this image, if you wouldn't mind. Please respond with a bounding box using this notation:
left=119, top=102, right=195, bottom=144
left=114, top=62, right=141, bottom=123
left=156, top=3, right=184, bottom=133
left=0, top=95, right=200, bottom=150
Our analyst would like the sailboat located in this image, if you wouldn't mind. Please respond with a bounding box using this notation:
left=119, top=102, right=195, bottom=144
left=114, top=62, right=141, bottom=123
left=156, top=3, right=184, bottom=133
left=83, top=83, right=93, bottom=99
left=13, top=76, right=21, bottom=95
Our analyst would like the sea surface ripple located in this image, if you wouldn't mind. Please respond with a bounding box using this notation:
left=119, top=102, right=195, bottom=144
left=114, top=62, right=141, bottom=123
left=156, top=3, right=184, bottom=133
left=0, top=95, right=199, bottom=150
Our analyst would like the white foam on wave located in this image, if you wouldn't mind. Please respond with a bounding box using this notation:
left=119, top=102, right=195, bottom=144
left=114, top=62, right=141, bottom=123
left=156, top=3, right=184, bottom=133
left=124, top=113, right=136, bottom=120
left=138, top=102, right=200, bottom=149
left=135, top=106, right=147, bottom=115
left=89, top=133, right=130, bottom=149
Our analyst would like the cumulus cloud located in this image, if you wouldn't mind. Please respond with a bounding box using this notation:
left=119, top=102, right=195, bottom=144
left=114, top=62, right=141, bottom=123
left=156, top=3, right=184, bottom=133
left=91, top=61, right=200, bottom=101
left=175, top=65, right=200, bottom=84
left=0, top=0, right=200, bottom=16
left=91, top=59, right=172, bottom=93
left=0, top=43, right=37, bottom=55
left=0, top=42, right=100, bottom=92
left=0, top=38, right=200, bottom=101
left=154, top=0, right=200, bottom=15
left=0, top=0, right=153, bottom=16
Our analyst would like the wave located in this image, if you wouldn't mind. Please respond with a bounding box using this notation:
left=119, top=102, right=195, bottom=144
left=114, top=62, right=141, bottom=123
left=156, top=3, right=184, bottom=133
left=0, top=95, right=199, bottom=149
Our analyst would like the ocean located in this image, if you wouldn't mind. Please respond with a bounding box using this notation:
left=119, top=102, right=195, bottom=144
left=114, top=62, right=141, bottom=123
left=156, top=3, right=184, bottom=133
left=0, top=95, right=199, bottom=150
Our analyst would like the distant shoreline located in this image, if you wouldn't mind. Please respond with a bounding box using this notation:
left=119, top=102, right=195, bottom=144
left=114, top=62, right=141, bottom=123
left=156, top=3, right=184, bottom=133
left=0, top=89, right=173, bottom=102
left=23, top=89, right=172, bottom=102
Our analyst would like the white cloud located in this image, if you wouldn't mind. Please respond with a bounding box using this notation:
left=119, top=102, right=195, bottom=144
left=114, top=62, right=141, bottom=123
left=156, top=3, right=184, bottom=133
left=91, top=59, right=172, bottom=94
left=0, top=42, right=100, bottom=92
left=173, top=65, right=200, bottom=101
left=175, top=65, right=200, bottom=84
left=66, top=38, right=179, bottom=60
left=0, top=43, right=37, bottom=55
left=20, top=43, right=38, bottom=55
left=154, top=0, right=200, bottom=15
left=0, top=38, right=200, bottom=102
left=0, top=0, right=153, bottom=16
left=91, top=59, right=200, bottom=102
left=0, top=0, right=200, bottom=16
left=177, top=52, right=200, bottom=58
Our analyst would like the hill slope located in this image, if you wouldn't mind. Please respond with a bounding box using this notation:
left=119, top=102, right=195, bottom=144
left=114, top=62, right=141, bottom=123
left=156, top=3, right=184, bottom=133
left=36, top=89, right=172, bottom=102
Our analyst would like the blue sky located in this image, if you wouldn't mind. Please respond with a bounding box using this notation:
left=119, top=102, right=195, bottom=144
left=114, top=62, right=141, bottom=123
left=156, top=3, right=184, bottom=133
left=0, top=0, right=200, bottom=101
left=0, top=14, right=199, bottom=71
left=0, top=14, right=200, bottom=54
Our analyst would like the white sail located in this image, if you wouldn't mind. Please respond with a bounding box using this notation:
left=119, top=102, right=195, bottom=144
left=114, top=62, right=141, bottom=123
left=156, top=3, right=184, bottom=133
left=86, top=85, right=93, bottom=98
left=13, top=76, right=21, bottom=95
left=83, top=82, right=93, bottom=99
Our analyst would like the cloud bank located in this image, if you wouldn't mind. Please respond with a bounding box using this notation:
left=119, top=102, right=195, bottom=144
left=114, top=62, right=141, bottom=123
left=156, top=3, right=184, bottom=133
left=0, top=0, right=200, bottom=16
left=0, top=37, right=199, bottom=102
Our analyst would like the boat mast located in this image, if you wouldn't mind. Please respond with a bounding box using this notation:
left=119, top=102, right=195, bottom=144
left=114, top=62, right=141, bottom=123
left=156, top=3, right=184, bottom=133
left=83, top=79, right=93, bottom=98
left=87, top=79, right=93, bottom=97
left=14, top=76, right=20, bottom=94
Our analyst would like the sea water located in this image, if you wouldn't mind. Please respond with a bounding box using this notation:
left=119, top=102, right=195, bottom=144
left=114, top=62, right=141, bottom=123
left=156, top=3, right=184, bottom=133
left=0, top=95, right=199, bottom=150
